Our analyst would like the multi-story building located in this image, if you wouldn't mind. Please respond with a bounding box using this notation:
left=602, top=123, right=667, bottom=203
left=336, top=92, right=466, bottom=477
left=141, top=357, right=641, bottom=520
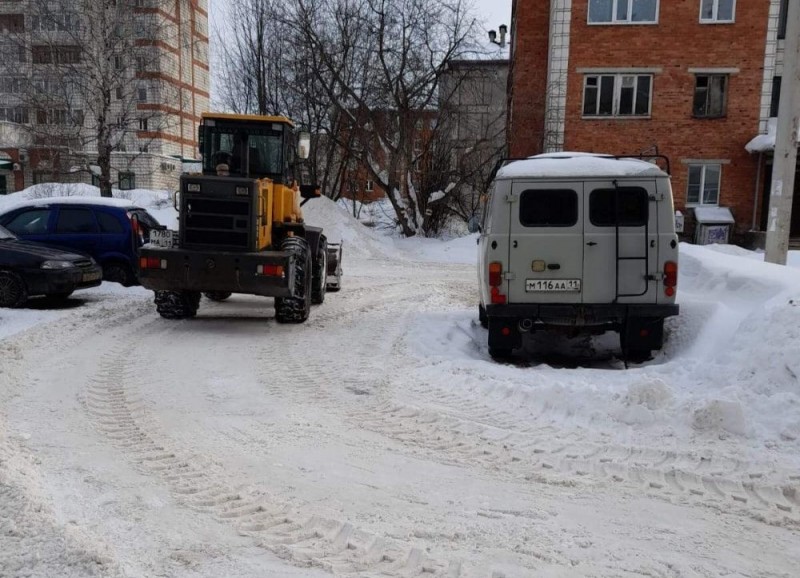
left=510, top=0, right=793, bottom=242
left=0, top=0, right=209, bottom=194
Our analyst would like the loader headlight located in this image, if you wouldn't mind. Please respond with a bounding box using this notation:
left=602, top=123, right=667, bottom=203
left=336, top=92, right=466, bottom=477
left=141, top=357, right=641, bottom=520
left=187, top=183, right=201, bottom=192
left=235, top=186, right=249, bottom=196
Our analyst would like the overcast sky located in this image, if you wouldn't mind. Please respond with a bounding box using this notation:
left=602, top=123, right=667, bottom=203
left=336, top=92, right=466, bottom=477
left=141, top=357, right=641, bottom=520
left=476, top=0, right=512, bottom=32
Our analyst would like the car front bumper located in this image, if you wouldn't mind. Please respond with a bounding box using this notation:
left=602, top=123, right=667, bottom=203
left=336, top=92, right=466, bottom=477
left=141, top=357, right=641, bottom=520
left=24, top=265, right=104, bottom=296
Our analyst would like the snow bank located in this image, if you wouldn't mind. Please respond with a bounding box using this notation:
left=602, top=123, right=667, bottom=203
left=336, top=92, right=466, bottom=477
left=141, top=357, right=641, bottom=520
left=496, top=152, right=667, bottom=179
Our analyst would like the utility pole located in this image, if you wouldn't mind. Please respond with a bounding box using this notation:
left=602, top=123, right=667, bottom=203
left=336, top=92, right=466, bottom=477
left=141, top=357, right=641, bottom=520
left=765, top=0, right=800, bottom=264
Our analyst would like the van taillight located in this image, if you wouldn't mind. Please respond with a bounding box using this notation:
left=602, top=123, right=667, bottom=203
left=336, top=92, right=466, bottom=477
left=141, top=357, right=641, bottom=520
left=489, top=262, right=505, bottom=304
left=489, top=262, right=502, bottom=287
left=664, top=261, right=678, bottom=297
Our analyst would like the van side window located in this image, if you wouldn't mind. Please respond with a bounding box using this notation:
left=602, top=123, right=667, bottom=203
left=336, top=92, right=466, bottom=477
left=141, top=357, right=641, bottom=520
left=589, top=187, right=649, bottom=227
left=519, top=189, right=578, bottom=227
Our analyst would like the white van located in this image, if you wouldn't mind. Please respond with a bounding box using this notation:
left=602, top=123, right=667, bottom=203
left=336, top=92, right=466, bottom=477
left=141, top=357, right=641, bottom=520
left=478, top=153, right=679, bottom=360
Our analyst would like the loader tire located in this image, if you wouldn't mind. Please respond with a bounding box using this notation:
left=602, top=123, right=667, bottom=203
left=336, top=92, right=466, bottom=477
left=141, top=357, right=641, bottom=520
left=204, top=291, right=232, bottom=302
left=275, top=237, right=311, bottom=323
left=311, top=236, right=327, bottom=305
left=155, top=290, right=201, bottom=319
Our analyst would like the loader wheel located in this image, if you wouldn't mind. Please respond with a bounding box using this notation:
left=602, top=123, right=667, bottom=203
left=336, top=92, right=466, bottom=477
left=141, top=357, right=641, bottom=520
left=154, top=290, right=201, bottom=319
left=203, top=291, right=232, bottom=302
left=275, top=237, right=311, bottom=323
left=311, top=236, right=327, bottom=305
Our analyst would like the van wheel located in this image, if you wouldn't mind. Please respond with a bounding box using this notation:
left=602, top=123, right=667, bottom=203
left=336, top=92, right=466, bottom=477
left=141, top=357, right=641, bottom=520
left=478, top=304, right=488, bottom=328
left=489, top=347, right=513, bottom=360
left=104, top=262, right=136, bottom=287
left=0, top=271, right=28, bottom=308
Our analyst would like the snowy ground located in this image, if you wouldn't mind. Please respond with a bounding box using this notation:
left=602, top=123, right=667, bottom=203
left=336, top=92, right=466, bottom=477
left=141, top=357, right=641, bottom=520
left=1, top=186, right=800, bottom=577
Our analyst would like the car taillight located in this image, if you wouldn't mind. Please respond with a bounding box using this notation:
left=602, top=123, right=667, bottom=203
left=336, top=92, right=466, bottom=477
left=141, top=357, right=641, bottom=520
left=256, top=264, right=284, bottom=277
left=664, top=261, right=677, bottom=297
left=139, top=257, right=167, bottom=270
left=129, top=212, right=145, bottom=244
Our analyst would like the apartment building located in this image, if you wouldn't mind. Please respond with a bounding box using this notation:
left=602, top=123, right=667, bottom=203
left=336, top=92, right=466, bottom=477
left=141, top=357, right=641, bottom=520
left=510, top=0, right=792, bottom=242
left=0, top=0, right=209, bottom=194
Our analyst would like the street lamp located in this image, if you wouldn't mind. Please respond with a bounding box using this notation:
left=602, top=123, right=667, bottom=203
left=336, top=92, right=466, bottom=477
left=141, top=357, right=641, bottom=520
left=488, top=24, right=508, bottom=49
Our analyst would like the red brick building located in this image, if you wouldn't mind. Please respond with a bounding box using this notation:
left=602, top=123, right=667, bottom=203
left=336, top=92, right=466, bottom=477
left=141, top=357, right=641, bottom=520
left=509, top=0, right=793, bottom=242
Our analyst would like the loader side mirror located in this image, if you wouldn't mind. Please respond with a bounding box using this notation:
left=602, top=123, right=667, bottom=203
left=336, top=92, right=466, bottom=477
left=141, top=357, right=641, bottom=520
left=173, top=190, right=180, bottom=211
left=297, top=131, right=311, bottom=160
left=299, top=184, right=322, bottom=199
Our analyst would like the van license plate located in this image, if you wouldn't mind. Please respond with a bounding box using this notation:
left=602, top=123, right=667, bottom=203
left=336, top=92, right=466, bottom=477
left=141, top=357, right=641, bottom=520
left=526, top=279, right=581, bottom=292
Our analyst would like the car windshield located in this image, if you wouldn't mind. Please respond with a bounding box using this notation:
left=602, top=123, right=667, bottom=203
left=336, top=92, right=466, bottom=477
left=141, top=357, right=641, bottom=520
left=0, top=224, right=16, bottom=240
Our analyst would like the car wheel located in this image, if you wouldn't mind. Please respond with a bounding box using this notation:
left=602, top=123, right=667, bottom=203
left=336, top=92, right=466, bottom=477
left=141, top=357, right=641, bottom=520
left=203, top=292, right=232, bottom=302
left=0, top=270, right=28, bottom=308
left=104, top=262, right=136, bottom=287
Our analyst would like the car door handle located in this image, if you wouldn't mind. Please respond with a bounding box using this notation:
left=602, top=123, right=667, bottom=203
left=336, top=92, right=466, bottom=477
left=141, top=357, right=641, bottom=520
left=586, top=241, right=597, bottom=246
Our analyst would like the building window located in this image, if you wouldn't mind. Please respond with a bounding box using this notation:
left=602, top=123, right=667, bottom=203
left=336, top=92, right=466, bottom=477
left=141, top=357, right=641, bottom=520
left=588, top=0, right=658, bottom=24
left=687, top=164, right=721, bottom=205
left=771, top=76, right=782, bottom=117
left=693, top=75, right=727, bottom=118
left=583, top=74, right=652, bottom=117
left=365, top=180, right=373, bottom=192
left=700, top=0, right=735, bottom=23
left=118, top=172, right=135, bottom=190
left=138, top=118, right=148, bottom=131
left=0, top=14, right=25, bottom=33
left=778, top=0, right=788, bottom=39
left=0, top=77, right=25, bottom=94
left=114, top=56, right=123, bottom=70
left=138, top=87, right=147, bottom=102
left=0, top=107, right=29, bottom=124
left=32, top=45, right=81, bottom=65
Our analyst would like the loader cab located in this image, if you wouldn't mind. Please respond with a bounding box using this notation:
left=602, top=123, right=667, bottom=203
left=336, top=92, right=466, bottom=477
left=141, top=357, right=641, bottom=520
left=199, top=113, right=301, bottom=184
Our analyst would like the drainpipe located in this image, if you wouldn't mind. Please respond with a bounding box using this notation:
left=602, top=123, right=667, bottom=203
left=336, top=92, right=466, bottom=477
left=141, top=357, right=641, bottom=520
left=752, top=151, right=762, bottom=231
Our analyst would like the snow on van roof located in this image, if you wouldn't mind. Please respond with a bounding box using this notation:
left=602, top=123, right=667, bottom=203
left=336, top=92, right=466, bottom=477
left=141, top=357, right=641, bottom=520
left=495, top=152, right=668, bottom=180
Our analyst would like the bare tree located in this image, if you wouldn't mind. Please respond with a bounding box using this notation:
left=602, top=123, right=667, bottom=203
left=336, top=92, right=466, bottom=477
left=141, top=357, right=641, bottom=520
left=6, top=0, right=176, bottom=196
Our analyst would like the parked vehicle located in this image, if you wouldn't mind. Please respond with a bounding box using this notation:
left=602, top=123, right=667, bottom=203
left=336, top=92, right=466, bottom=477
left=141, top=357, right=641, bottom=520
left=478, top=152, right=680, bottom=360
left=0, top=197, right=161, bottom=286
left=0, top=224, right=103, bottom=307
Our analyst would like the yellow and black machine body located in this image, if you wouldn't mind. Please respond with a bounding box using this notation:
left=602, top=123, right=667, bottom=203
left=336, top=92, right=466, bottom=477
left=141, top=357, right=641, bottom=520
left=138, top=113, right=343, bottom=322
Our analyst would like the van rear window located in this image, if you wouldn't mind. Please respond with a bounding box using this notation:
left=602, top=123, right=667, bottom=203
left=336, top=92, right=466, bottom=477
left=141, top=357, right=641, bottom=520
left=590, top=187, right=649, bottom=227
left=519, top=189, right=578, bottom=227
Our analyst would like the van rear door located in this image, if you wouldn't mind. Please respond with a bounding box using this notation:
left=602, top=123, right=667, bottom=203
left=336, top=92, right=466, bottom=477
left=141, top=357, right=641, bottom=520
left=506, top=182, right=584, bottom=304
left=583, top=181, right=659, bottom=304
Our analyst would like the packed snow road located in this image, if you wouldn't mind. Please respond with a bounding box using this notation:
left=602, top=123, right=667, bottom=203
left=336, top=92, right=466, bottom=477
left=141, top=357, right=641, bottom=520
left=2, top=248, right=800, bottom=577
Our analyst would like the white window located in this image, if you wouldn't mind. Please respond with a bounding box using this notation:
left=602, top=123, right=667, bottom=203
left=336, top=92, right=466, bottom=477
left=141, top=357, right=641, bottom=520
left=138, top=118, right=148, bottom=131
left=700, top=0, right=735, bottom=23
left=137, top=87, right=147, bottom=102
left=588, top=0, right=658, bottom=24
left=687, top=164, right=721, bottom=205
left=583, top=74, right=652, bottom=117
left=365, top=180, right=374, bottom=192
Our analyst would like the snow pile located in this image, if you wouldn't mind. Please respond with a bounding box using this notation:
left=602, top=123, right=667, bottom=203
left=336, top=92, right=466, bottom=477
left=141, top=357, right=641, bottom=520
left=0, top=183, right=173, bottom=214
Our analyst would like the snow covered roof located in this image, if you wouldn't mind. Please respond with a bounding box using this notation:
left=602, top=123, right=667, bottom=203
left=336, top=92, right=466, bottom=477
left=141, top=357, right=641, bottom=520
left=495, top=152, right=668, bottom=180
left=745, top=118, right=777, bottom=153
left=693, top=206, right=735, bottom=224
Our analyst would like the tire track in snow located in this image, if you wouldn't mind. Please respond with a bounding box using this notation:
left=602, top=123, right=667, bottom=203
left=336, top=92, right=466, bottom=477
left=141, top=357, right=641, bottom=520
left=80, top=319, right=469, bottom=578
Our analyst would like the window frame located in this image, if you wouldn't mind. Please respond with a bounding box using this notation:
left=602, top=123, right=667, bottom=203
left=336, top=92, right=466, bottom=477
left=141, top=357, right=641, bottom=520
left=582, top=73, right=653, bottom=118
left=692, top=74, right=728, bottom=118
left=686, top=163, right=722, bottom=206
left=699, top=0, right=735, bottom=23
left=587, top=0, right=659, bottom=24
left=118, top=171, right=136, bottom=191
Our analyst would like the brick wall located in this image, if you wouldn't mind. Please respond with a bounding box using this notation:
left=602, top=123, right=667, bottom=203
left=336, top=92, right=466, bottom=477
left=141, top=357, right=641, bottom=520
left=511, top=0, right=773, bottom=234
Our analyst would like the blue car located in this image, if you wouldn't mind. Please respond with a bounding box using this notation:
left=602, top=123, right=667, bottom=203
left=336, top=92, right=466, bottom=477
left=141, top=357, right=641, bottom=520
left=0, top=197, right=162, bottom=286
